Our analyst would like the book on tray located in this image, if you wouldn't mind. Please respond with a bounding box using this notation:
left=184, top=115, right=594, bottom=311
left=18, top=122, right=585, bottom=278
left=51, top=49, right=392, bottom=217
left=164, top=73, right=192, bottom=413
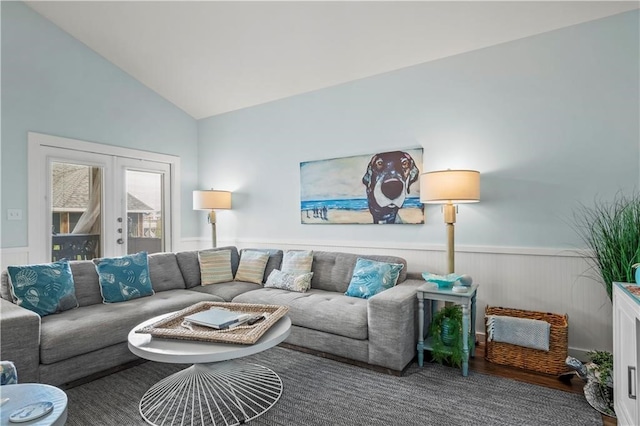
left=184, top=308, right=253, bottom=330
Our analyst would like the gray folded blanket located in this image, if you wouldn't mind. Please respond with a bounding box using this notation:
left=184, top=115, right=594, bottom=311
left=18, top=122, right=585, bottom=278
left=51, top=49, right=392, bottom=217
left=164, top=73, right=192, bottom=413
left=486, top=315, right=550, bottom=351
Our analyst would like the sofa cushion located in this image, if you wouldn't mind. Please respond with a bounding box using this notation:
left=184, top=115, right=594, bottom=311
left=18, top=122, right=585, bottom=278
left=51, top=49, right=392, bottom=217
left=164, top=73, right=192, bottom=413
left=344, top=258, right=404, bottom=299
left=310, top=251, right=408, bottom=293
left=93, top=252, right=154, bottom=303
left=176, top=247, right=240, bottom=288
left=69, top=260, right=103, bottom=307
left=198, top=249, right=233, bottom=285
left=7, top=260, right=79, bottom=316
left=239, top=248, right=283, bottom=283
left=233, top=288, right=368, bottom=340
left=148, top=252, right=187, bottom=291
left=39, top=289, right=224, bottom=365
left=235, top=250, right=269, bottom=284
left=265, top=270, right=313, bottom=293
left=281, top=250, right=314, bottom=275
left=188, top=281, right=262, bottom=302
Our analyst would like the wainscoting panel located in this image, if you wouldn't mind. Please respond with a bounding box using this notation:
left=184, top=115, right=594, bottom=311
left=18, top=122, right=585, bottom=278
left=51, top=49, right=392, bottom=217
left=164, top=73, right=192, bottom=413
left=176, top=238, right=207, bottom=252
left=229, top=238, right=614, bottom=357
left=0, top=247, right=30, bottom=271
left=1, top=240, right=613, bottom=357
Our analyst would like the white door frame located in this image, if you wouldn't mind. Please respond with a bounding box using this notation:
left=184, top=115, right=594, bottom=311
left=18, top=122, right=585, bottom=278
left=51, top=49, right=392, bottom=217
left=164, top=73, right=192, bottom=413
left=28, top=132, right=181, bottom=263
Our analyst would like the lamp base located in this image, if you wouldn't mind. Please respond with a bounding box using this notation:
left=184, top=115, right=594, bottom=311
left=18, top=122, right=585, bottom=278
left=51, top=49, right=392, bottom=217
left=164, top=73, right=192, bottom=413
left=443, top=203, right=456, bottom=274
left=210, top=222, right=217, bottom=248
left=208, top=210, right=217, bottom=248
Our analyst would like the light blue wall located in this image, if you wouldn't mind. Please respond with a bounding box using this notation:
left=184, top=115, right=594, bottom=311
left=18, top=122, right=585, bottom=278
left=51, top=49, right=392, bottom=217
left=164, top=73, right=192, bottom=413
left=3, top=3, right=638, bottom=251
left=198, top=11, right=639, bottom=249
left=1, top=2, right=200, bottom=248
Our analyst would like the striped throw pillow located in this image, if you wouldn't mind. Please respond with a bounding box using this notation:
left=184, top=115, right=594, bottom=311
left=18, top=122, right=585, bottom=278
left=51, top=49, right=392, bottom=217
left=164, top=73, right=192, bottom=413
left=235, top=250, right=270, bottom=284
left=198, top=249, right=233, bottom=285
left=282, top=250, right=314, bottom=275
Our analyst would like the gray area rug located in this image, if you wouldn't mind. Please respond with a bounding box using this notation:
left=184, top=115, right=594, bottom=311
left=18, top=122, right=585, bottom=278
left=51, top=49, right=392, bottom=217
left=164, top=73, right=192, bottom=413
left=65, top=346, right=601, bottom=426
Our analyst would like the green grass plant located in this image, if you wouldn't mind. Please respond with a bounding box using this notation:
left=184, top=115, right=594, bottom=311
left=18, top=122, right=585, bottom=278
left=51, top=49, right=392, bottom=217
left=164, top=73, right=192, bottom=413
left=573, top=192, right=640, bottom=301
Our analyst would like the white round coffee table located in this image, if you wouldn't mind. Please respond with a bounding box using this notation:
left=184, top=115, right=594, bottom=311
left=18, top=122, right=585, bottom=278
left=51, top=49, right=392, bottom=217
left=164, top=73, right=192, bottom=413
left=128, top=313, right=291, bottom=426
left=0, top=383, right=67, bottom=426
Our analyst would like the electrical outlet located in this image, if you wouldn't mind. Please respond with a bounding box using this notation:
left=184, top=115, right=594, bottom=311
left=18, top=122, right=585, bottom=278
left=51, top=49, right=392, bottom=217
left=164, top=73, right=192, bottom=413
left=7, top=209, right=22, bottom=221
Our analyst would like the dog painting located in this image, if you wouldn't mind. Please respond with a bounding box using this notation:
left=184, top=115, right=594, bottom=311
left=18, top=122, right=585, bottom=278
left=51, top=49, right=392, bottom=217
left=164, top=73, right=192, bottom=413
left=300, top=148, right=424, bottom=224
left=362, top=151, right=420, bottom=223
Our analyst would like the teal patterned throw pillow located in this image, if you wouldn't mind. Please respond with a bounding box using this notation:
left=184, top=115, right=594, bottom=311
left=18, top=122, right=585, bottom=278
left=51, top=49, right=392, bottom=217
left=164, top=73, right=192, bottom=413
left=7, top=260, right=78, bottom=316
left=93, top=251, right=154, bottom=303
left=345, top=258, right=404, bottom=299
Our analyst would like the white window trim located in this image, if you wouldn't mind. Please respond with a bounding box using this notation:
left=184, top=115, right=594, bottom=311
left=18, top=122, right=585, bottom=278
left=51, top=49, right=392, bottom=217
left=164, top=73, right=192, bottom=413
left=28, top=131, right=181, bottom=263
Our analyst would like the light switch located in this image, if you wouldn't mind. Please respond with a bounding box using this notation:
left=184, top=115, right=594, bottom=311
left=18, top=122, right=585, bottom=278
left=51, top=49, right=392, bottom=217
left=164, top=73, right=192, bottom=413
left=7, top=209, right=22, bottom=221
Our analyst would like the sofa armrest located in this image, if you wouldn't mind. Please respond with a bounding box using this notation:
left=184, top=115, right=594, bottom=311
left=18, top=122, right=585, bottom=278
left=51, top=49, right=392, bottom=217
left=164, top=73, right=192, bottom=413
left=0, top=299, right=40, bottom=383
left=367, top=278, right=424, bottom=371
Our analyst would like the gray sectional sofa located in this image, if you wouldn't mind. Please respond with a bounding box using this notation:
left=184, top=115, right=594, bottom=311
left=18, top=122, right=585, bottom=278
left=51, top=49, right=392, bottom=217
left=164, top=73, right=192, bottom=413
left=0, top=247, right=425, bottom=386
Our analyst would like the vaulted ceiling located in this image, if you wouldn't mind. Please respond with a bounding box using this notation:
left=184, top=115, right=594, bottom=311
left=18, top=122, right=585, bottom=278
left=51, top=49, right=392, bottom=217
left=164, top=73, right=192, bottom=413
left=26, top=1, right=639, bottom=119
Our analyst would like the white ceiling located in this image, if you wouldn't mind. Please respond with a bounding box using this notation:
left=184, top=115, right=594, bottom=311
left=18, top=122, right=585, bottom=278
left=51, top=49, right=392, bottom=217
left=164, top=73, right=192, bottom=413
left=26, top=1, right=639, bottom=120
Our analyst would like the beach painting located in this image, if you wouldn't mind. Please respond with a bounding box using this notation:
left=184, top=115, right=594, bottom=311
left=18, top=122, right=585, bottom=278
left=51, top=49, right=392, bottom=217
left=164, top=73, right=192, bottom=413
left=300, top=148, right=424, bottom=224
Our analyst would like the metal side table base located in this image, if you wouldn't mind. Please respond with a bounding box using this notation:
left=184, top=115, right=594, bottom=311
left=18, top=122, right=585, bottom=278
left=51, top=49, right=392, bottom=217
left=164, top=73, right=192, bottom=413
left=139, top=361, right=283, bottom=426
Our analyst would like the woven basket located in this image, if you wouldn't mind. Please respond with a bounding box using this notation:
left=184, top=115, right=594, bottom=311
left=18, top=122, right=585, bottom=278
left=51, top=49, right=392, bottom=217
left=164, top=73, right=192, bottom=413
left=484, top=306, right=569, bottom=376
left=135, top=301, right=289, bottom=345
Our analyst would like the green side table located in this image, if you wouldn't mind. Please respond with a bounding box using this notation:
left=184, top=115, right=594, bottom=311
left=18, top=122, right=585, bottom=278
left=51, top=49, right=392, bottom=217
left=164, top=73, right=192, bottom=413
left=416, top=283, right=478, bottom=376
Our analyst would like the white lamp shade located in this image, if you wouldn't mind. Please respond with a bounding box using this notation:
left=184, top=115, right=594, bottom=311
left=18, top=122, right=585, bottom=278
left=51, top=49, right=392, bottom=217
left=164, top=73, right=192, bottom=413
left=420, top=170, right=480, bottom=204
left=193, top=190, right=232, bottom=210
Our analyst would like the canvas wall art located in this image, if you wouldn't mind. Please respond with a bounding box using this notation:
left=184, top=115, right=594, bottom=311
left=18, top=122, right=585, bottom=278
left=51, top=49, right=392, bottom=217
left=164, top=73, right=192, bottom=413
left=300, top=148, right=424, bottom=224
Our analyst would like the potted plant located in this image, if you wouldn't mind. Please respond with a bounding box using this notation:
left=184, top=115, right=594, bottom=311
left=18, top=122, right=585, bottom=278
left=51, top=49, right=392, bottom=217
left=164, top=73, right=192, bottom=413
left=572, top=193, right=640, bottom=417
left=586, top=350, right=615, bottom=417
left=566, top=351, right=615, bottom=417
left=572, top=192, right=640, bottom=301
left=587, top=350, right=613, bottom=388
left=428, top=304, right=463, bottom=367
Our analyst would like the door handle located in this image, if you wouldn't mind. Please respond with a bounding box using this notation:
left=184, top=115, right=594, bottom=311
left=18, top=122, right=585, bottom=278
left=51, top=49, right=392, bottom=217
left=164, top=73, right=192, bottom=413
left=117, top=238, right=124, bottom=245
left=629, top=366, right=636, bottom=399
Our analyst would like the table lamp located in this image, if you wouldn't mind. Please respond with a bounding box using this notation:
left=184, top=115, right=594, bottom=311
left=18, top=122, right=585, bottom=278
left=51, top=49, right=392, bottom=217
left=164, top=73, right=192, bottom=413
left=420, top=169, right=480, bottom=273
left=193, top=189, right=232, bottom=248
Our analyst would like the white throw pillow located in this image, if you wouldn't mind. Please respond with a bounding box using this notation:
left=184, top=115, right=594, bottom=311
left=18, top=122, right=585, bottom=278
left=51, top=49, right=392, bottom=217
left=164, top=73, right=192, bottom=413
left=265, top=269, right=313, bottom=293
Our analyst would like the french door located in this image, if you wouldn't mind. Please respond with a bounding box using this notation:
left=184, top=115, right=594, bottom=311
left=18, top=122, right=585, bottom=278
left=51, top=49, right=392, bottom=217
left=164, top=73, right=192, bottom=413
left=28, top=132, right=179, bottom=263
left=115, top=157, right=171, bottom=256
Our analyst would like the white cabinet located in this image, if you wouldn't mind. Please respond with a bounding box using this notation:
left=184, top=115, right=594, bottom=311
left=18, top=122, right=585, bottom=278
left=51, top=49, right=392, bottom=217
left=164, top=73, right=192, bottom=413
left=614, top=282, right=640, bottom=425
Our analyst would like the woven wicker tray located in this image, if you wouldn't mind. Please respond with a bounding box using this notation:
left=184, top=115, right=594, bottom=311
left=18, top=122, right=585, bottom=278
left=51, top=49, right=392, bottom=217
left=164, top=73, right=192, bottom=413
left=135, top=301, right=289, bottom=345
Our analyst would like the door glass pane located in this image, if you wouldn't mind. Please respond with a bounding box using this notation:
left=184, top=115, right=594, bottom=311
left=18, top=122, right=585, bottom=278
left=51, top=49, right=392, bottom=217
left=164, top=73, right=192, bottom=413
left=51, top=162, right=102, bottom=261
left=126, top=170, right=164, bottom=254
